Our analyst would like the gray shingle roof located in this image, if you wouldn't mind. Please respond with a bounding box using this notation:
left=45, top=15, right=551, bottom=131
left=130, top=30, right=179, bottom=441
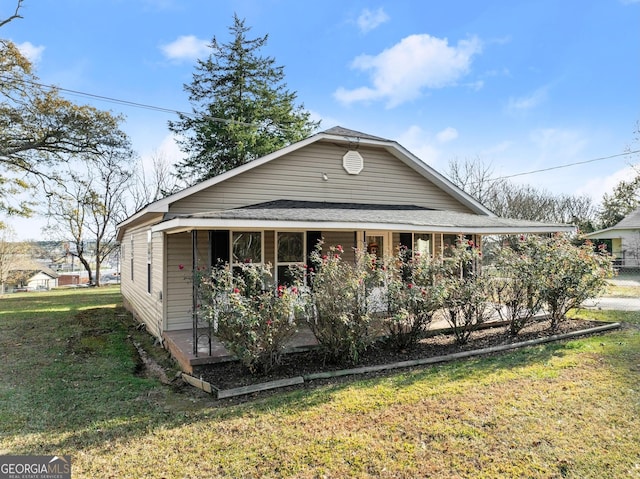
left=321, top=126, right=391, bottom=142
left=179, top=200, right=571, bottom=233
left=614, top=206, right=640, bottom=229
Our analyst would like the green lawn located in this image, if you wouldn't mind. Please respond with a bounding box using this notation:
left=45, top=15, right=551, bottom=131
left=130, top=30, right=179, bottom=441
left=1, top=288, right=639, bottom=478
left=605, top=275, right=640, bottom=298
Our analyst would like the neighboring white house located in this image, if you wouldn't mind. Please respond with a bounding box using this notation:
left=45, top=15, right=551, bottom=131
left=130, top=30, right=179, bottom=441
left=7, top=267, right=59, bottom=292
left=585, top=206, right=640, bottom=269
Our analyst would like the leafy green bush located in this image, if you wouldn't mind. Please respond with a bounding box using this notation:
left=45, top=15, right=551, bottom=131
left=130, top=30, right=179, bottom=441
left=382, top=248, right=445, bottom=350
left=440, top=237, right=494, bottom=344
left=491, top=236, right=546, bottom=335
left=533, top=235, right=614, bottom=330
left=197, top=263, right=304, bottom=373
left=306, top=244, right=378, bottom=364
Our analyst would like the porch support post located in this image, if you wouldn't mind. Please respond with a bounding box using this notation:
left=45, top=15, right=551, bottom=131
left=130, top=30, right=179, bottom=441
left=192, top=230, right=198, bottom=356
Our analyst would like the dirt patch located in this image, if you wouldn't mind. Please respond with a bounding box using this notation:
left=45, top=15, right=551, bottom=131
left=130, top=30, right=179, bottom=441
left=196, top=318, right=609, bottom=391
left=133, top=340, right=172, bottom=384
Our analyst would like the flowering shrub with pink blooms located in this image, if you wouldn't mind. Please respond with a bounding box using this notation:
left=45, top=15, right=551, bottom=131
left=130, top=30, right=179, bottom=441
left=526, top=234, right=614, bottom=330
left=381, top=247, right=446, bottom=350
left=197, top=262, right=305, bottom=373
left=440, top=237, right=494, bottom=345
left=491, top=236, right=546, bottom=335
left=192, top=233, right=613, bottom=374
left=306, top=243, right=380, bottom=363
left=490, top=234, right=614, bottom=333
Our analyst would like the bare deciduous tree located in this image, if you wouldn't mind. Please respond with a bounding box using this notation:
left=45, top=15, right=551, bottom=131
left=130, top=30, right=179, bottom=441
left=447, top=156, right=596, bottom=230
left=0, top=225, right=24, bottom=293
left=129, top=150, right=181, bottom=212
left=447, top=156, right=507, bottom=206
left=45, top=145, right=133, bottom=286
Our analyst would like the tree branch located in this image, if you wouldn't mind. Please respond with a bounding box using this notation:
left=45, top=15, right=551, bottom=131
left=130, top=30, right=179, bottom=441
left=0, top=0, right=24, bottom=28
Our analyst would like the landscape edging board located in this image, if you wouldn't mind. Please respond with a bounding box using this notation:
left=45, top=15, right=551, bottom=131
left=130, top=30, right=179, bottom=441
left=182, top=322, right=621, bottom=399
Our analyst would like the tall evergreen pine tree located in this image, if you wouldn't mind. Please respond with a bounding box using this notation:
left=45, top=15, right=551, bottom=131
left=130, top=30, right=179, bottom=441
left=169, top=14, right=320, bottom=184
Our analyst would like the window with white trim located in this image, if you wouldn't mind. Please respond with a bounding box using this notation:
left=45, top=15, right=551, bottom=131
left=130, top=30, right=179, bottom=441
left=147, top=230, right=152, bottom=294
left=130, top=234, right=134, bottom=281
left=231, top=231, right=263, bottom=266
left=413, top=233, right=433, bottom=257
left=276, top=232, right=304, bottom=285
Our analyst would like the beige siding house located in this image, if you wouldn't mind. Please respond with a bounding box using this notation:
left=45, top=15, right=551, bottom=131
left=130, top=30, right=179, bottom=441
left=116, top=126, right=573, bottom=370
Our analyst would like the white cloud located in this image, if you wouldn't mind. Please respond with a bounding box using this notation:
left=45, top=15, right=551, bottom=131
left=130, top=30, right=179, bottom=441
left=334, top=34, right=482, bottom=108
left=480, top=140, right=513, bottom=156
left=356, top=7, right=389, bottom=33
left=436, top=127, right=458, bottom=143
left=16, top=41, right=45, bottom=64
left=507, top=86, right=548, bottom=112
left=161, top=35, right=209, bottom=62
left=139, top=132, right=182, bottom=170
left=397, top=125, right=441, bottom=165
left=466, top=80, right=484, bottom=91
left=306, top=109, right=340, bottom=132
left=529, top=128, right=587, bottom=159
left=576, top=165, right=636, bottom=203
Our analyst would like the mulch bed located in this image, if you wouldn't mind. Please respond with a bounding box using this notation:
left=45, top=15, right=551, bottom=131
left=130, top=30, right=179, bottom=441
left=195, top=318, right=609, bottom=391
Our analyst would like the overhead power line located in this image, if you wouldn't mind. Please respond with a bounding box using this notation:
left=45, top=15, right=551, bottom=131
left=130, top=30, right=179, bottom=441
left=4, top=75, right=638, bottom=180
left=492, top=150, right=640, bottom=182
left=0, top=75, right=255, bottom=127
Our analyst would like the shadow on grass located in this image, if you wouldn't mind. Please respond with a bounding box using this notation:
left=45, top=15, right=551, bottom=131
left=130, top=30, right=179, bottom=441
left=0, top=287, right=121, bottom=320
left=2, top=290, right=633, bottom=457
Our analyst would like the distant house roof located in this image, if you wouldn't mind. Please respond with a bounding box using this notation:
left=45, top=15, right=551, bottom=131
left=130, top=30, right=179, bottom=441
left=9, top=259, right=59, bottom=278
left=613, top=207, right=640, bottom=229
left=7, top=267, right=58, bottom=285
left=585, top=206, right=640, bottom=239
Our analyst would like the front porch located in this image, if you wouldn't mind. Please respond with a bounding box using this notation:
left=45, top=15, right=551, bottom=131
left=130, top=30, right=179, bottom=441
left=156, top=202, right=577, bottom=373
left=162, top=312, right=505, bottom=373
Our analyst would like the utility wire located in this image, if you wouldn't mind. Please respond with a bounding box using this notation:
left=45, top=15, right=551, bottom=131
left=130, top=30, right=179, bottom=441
left=5, top=74, right=638, bottom=181
left=0, top=75, right=255, bottom=127
left=492, top=150, right=639, bottom=182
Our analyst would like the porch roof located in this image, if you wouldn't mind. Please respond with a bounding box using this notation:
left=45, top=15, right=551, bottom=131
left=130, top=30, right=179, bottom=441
left=152, top=200, right=574, bottom=235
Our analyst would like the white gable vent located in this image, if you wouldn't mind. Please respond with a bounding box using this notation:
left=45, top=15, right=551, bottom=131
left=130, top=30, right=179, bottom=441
left=343, top=150, right=364, bottom=175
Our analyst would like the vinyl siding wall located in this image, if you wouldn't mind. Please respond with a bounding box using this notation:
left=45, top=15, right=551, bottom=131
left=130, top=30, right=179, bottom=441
left=168, top=143, right=473, bottom=214
left=125, top=227, right=488, bottom=334
left=120, top=226, right=165, bottom=339
left=165, top=231, right=210, bottom=331
left=128, top=141, right=485, bottom=333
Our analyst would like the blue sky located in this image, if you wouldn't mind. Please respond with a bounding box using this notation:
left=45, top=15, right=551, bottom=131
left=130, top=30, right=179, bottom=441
left=3, top=0, right=639, bottom=239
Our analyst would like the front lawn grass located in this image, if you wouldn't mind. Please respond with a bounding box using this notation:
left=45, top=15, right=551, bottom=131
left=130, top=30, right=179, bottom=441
left=605, top=275, right=640, bottom=298
left=1, top=289, right=639, bottom=478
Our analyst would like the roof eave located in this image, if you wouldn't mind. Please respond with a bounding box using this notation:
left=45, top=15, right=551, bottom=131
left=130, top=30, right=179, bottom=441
left=152, top=217, right=575, bottom=236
